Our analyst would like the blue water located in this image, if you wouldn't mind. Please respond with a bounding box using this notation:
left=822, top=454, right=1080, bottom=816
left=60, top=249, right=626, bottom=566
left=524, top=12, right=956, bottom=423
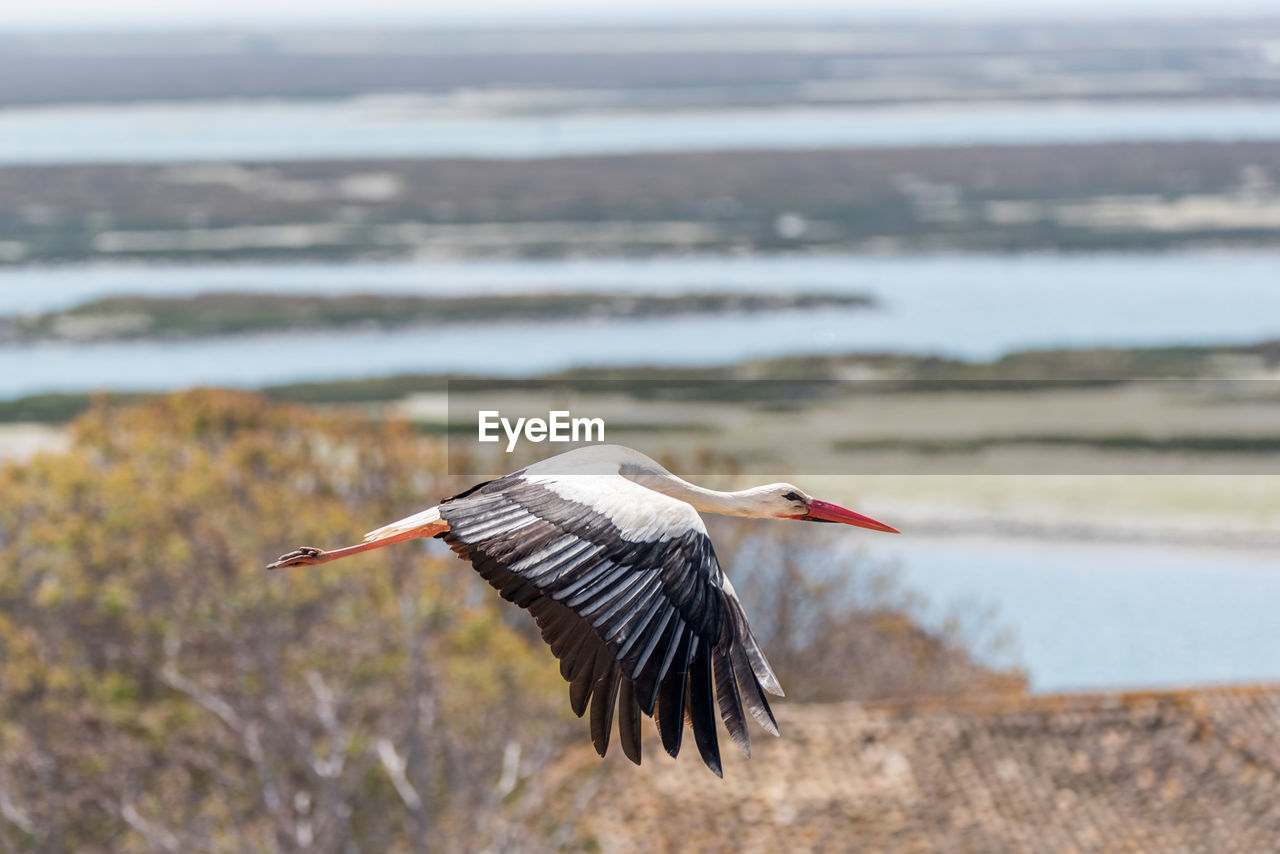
left=3, top=98, right=1280, bottom=164
left=2, top=251, right=1279, bottom=398
left=870, top=535, right=1280, bottom=692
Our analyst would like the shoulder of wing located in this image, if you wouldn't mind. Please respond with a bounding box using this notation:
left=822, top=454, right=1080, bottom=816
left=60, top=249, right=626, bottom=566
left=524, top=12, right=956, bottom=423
left=522, top=472, right=706, bottom=542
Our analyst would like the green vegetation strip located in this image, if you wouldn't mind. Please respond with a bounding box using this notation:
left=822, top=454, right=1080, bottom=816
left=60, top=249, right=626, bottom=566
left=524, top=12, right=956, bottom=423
left=10, top=143, right=1280, bottom=265
left=0, top=393, right=127, bottom=423
left=1, top=339, right=1275, bottom=423
left=14, top=291, right=873, bottom=341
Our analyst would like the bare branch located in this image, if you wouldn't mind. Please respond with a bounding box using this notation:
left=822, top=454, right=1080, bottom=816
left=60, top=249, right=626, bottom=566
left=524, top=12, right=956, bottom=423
left=119, top=802, right=182, bottom=854
left=160, top=642, right=280, bottom=813
left=495, top=741, right=521, bottom=800
left=306, top=670, right=338, bottom=732
left=305, top=670, right=348, bottom=779
left=160, top=637, right=245, bottom=735
left=0, top=789, right=33, bottom=836
left=376, top=738, right=423, bottom=811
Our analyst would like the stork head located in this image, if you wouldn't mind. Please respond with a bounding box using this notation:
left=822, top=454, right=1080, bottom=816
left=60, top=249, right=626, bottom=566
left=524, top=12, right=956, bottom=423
left=754, top=483, right=900, bottom=533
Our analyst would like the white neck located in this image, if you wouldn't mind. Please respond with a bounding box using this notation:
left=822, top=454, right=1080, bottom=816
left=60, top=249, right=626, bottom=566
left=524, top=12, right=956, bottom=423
left=624, top=470, right=775, bottom=518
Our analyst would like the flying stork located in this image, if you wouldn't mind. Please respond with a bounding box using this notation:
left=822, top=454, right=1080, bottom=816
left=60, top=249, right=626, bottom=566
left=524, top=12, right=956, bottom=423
left=267, top=444, right=898, bottom=776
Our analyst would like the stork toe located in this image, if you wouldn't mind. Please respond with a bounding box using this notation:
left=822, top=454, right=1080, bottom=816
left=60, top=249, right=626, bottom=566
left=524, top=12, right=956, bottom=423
left=267, top=546, right=322, bottom=570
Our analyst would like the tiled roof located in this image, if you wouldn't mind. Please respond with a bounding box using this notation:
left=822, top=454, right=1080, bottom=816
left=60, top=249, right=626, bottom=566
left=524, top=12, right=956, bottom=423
left=552, top=685, right=1280, bottom=853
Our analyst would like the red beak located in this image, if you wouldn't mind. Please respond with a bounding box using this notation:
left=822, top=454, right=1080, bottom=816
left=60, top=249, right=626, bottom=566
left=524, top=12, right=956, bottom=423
left=802, top=499, right=900, bottom=533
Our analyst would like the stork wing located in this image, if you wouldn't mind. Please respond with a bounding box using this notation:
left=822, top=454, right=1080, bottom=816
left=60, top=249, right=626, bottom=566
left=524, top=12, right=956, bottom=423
left=436, top=470, right=781, bottom=776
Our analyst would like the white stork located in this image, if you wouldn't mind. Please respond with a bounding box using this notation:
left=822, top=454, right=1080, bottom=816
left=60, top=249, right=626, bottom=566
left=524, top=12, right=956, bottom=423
left=268, top=444, right=897, bottom=776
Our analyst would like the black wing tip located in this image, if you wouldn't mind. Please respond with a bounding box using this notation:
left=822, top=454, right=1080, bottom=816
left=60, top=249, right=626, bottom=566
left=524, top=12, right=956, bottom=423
left=657, top=716, right=684, bottom=760
left=618, top=679, right=643, bottom=765
left=589, top=666, right=621, bottom=758
left=693, top=725, right=724, bottom=776
left=568, top=681, right=591, bottom=717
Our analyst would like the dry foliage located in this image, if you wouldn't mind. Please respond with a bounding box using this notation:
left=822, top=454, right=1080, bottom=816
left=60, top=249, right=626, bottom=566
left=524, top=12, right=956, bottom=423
left=0, top=391, right=577, bottom=853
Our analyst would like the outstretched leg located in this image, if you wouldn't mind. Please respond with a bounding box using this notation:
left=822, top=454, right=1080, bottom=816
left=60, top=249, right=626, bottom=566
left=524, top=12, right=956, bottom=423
left=267, top=528, right=429, bottom=570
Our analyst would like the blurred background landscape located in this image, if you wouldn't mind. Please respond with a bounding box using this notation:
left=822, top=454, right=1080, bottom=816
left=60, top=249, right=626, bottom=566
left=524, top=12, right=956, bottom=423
left=3, top=2, right=1280, bottom=851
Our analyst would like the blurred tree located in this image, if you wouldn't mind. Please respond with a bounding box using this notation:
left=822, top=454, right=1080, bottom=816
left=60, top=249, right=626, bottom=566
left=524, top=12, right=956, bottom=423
left=0, top=391, right=578, bottom=853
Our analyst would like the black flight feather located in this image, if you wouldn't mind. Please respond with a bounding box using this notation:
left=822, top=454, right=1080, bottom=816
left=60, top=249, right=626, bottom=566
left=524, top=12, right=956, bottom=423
left=589, top=662, right=621, bottom=757
left=568, top=639, right=600, bottom=717
left=655, top=630, right=693, bottom=758
left=731, top=643, right=779, bottom=737
left=618, top=678, right=643, bottom=765
left=686, top=638, right=722, bottom=776
left=713, top=647, right=750, bottom=757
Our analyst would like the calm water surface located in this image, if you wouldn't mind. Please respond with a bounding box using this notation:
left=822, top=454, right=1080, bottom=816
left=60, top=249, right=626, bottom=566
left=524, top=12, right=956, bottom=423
left=870, top=535, right=1280, bottom=693
left=3, top=252, right=1280, bottom=397
left=3, top=98, right=1280, bottom=164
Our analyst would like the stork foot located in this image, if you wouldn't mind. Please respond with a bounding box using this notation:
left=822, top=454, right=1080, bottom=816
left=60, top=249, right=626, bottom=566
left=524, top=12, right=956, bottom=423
left=267, top=546, right=323, bottom=570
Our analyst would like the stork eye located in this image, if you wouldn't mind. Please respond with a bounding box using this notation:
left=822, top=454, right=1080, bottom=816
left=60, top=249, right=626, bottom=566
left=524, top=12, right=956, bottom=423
left=782, top=491, right=802, bottom=502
